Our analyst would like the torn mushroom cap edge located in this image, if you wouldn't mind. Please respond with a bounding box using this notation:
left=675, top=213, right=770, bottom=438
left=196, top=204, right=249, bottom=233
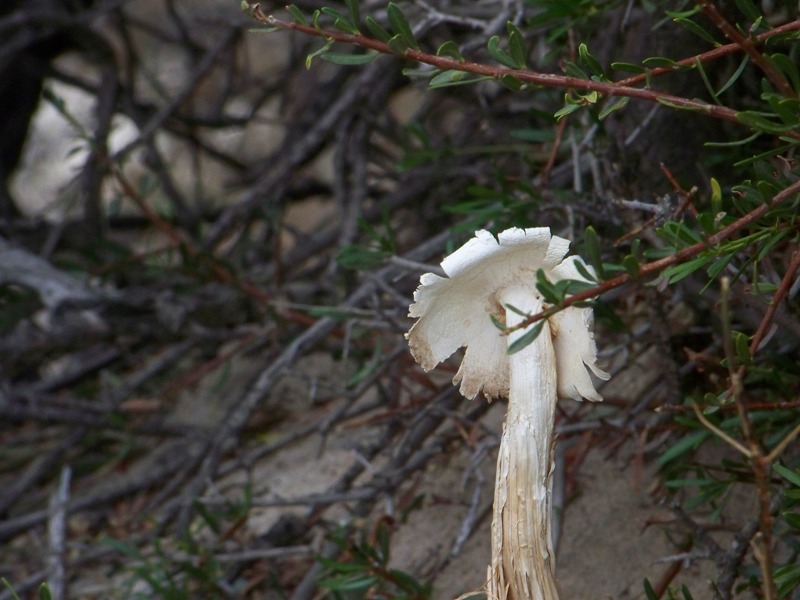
left=405, top=227, right=608, bottom=402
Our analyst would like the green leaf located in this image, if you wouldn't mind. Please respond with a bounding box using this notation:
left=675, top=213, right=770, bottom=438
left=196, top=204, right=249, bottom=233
left=499, top=73, right=524, bottom=90
left=389, top=569, right=430, bottom=595
left=736, top=110, right=798, bottom=134
left=623, top=255, right=640, bottom=279
left=365, top=16, right=391, bottom=42
left=564, top=61, right=588, bottom=79
left=428, top=70, right=490, bottom=89
left=573, top=258, right=599, bottom=283
left=611, top=61, right=645, bottom=74
left=344, top=0, right=360, bottom=30
left=287, top=4, right=308, bottom=25
left=673, top=17, right=720, bottom=45
left=510, top=128, right=556, bottom=142
left=770, top=53, right=800, bottom=92
left=306, top=39, right=334, bottom=69
left=663, top=255, right=713, bottom=284
left=490, top=314, right=507, bottom=331
left=320, top=7, right=358, bottom=34
left=507, top=22, right=527, bottom=68
left=387, top=34, right=410, bottom=54
left=319, top=574, right=379, bottom=592
left=658, top=429, right=709, bottom=465
left=320, top=51, right=379, bottom=65
left=717, top=55, right=749, bottom=96
left=733, top=0, right=762, bottom=23
left=375, top=521, right=391, bottom=564
left=337, top=245, right=389, bottom=269
left=775, top=563, right=800, bottom=597
left=766, top=95, right=800, bottom=125
left=487, top=35, right=518, bottom=69
left=598, top=96, right=629, bottom=120
left=38, top=584, right=53, bottom=600
left=554, top=102, right=581, bottom=120
left=583, top=226, right=605, bottom=279
left=733, top=331, right=751, bottom=365
left=578, top=43, right=604, bottom=77
left=387, top=2, right=418, bottom=50
left=436, top=40, right=464, bottom=62
left=710, top=177, right=722, bottom=213
left=784, top=512, right=800, bottom=530
left=774, top=463, right=800, bottom=488
left=695, top=57, right=721, bottom=105
left=535, top=268, right=563, bottom=305
left=508, top=321, right=545, bottom=355
left=643, top=56, right=688, bottom=70
left=429, top=69, right=467, bottom=87
left=643, top=578, right=659, bottom=600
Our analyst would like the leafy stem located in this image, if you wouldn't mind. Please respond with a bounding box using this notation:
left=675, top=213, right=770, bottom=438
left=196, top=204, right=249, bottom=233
left=250, top=6, right=800, bottom=135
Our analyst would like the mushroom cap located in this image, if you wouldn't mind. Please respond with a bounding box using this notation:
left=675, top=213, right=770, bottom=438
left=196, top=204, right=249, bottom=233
left=406, top=227, right=609, bottom=401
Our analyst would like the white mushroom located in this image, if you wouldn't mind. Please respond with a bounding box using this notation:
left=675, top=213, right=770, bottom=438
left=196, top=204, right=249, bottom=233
left=406, top=227, right=609, bottom=600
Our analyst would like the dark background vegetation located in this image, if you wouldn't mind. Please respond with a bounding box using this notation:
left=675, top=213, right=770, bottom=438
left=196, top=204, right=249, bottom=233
left=1, top=0, right=799, bottom=598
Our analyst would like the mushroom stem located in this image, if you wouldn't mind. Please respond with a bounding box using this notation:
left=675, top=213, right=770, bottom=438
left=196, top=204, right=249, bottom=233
left=488, top=286, right=559, bottom=600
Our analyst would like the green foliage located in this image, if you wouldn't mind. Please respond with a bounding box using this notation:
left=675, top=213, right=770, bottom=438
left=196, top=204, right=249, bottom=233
left=265, top=0, right=800, bottom=596
left=102, top=493, right=252, bottom=598
left=318, top=522, right=431, bottom=600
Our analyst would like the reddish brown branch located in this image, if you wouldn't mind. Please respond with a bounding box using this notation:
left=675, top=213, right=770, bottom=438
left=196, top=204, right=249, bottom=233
left=697, top=1, right=797, bottom=99
left=263, top=14, right=742, bottom=125
left=614, top=19, right=800, bottom=88
left=515, top=177, right=800, bottom=330
left=748, top=244, right=800, bottom=355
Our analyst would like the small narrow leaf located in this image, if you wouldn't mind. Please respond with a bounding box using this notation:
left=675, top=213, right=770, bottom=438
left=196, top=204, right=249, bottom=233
left=320, top=7, right=357, bottom=34
left=436, top=40, right=464, bottom=62
left=673, top=17, right=720, bottom=45
left=499, top=73, right=524, bottom=90
left=306, top=39, right=334, bottom=69
left=535, top=269, right=562, bottom=305
left=770, top=53, right=800, bottom=92
left=287, top=4, right=308, bottom=25
left=710, top=177, right=722, bottom=213
left=623, top=255, right=640, bottom=279
left=583, top=226, right=605, bottom=279
left=736, top=110, right=796, bottom=134
left=733, top=0, right=762, bottom=23
left=611, top=61, right=646, bottom=74
left=508, top=322, right=545, bottom=355
left=598, top=96, right=630, bottom=120
left=344, top=0, right=360, bottom=30
left=733, top=331, right=751, bottom=365
left=507, top=22, right=527, bottom=68
left=365, top=16, right=391, bottom=42
left=490, top=315, right=507, bottom=331
left=387, top=2, right=419, bottom=50
left=578, top=43, right=604, bottom=77
left=716, top=55, right=749, bottom=96
left=573, top=258, right=599, bottom=283
left=774, top=463, right=800, bottom=488
left=320, top=51, right=379, bottom=65
left=564, top=61, right=588, bottom=79
left=428, top=70, right=490, bottom=89
left=554, top=102, right=581, bottom=120
left=643, top=579, right=659, bottom=600
left=658, top=429, right=709, bottom=465
left=487, top=35, right=518, bottom=69
left=387, top=33, right=410, bottom=54
left=643, top=56, right=685, bottom=70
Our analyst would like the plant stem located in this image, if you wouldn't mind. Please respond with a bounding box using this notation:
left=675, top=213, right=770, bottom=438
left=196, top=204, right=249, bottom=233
left=488, top=286, right=559, bottom=600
